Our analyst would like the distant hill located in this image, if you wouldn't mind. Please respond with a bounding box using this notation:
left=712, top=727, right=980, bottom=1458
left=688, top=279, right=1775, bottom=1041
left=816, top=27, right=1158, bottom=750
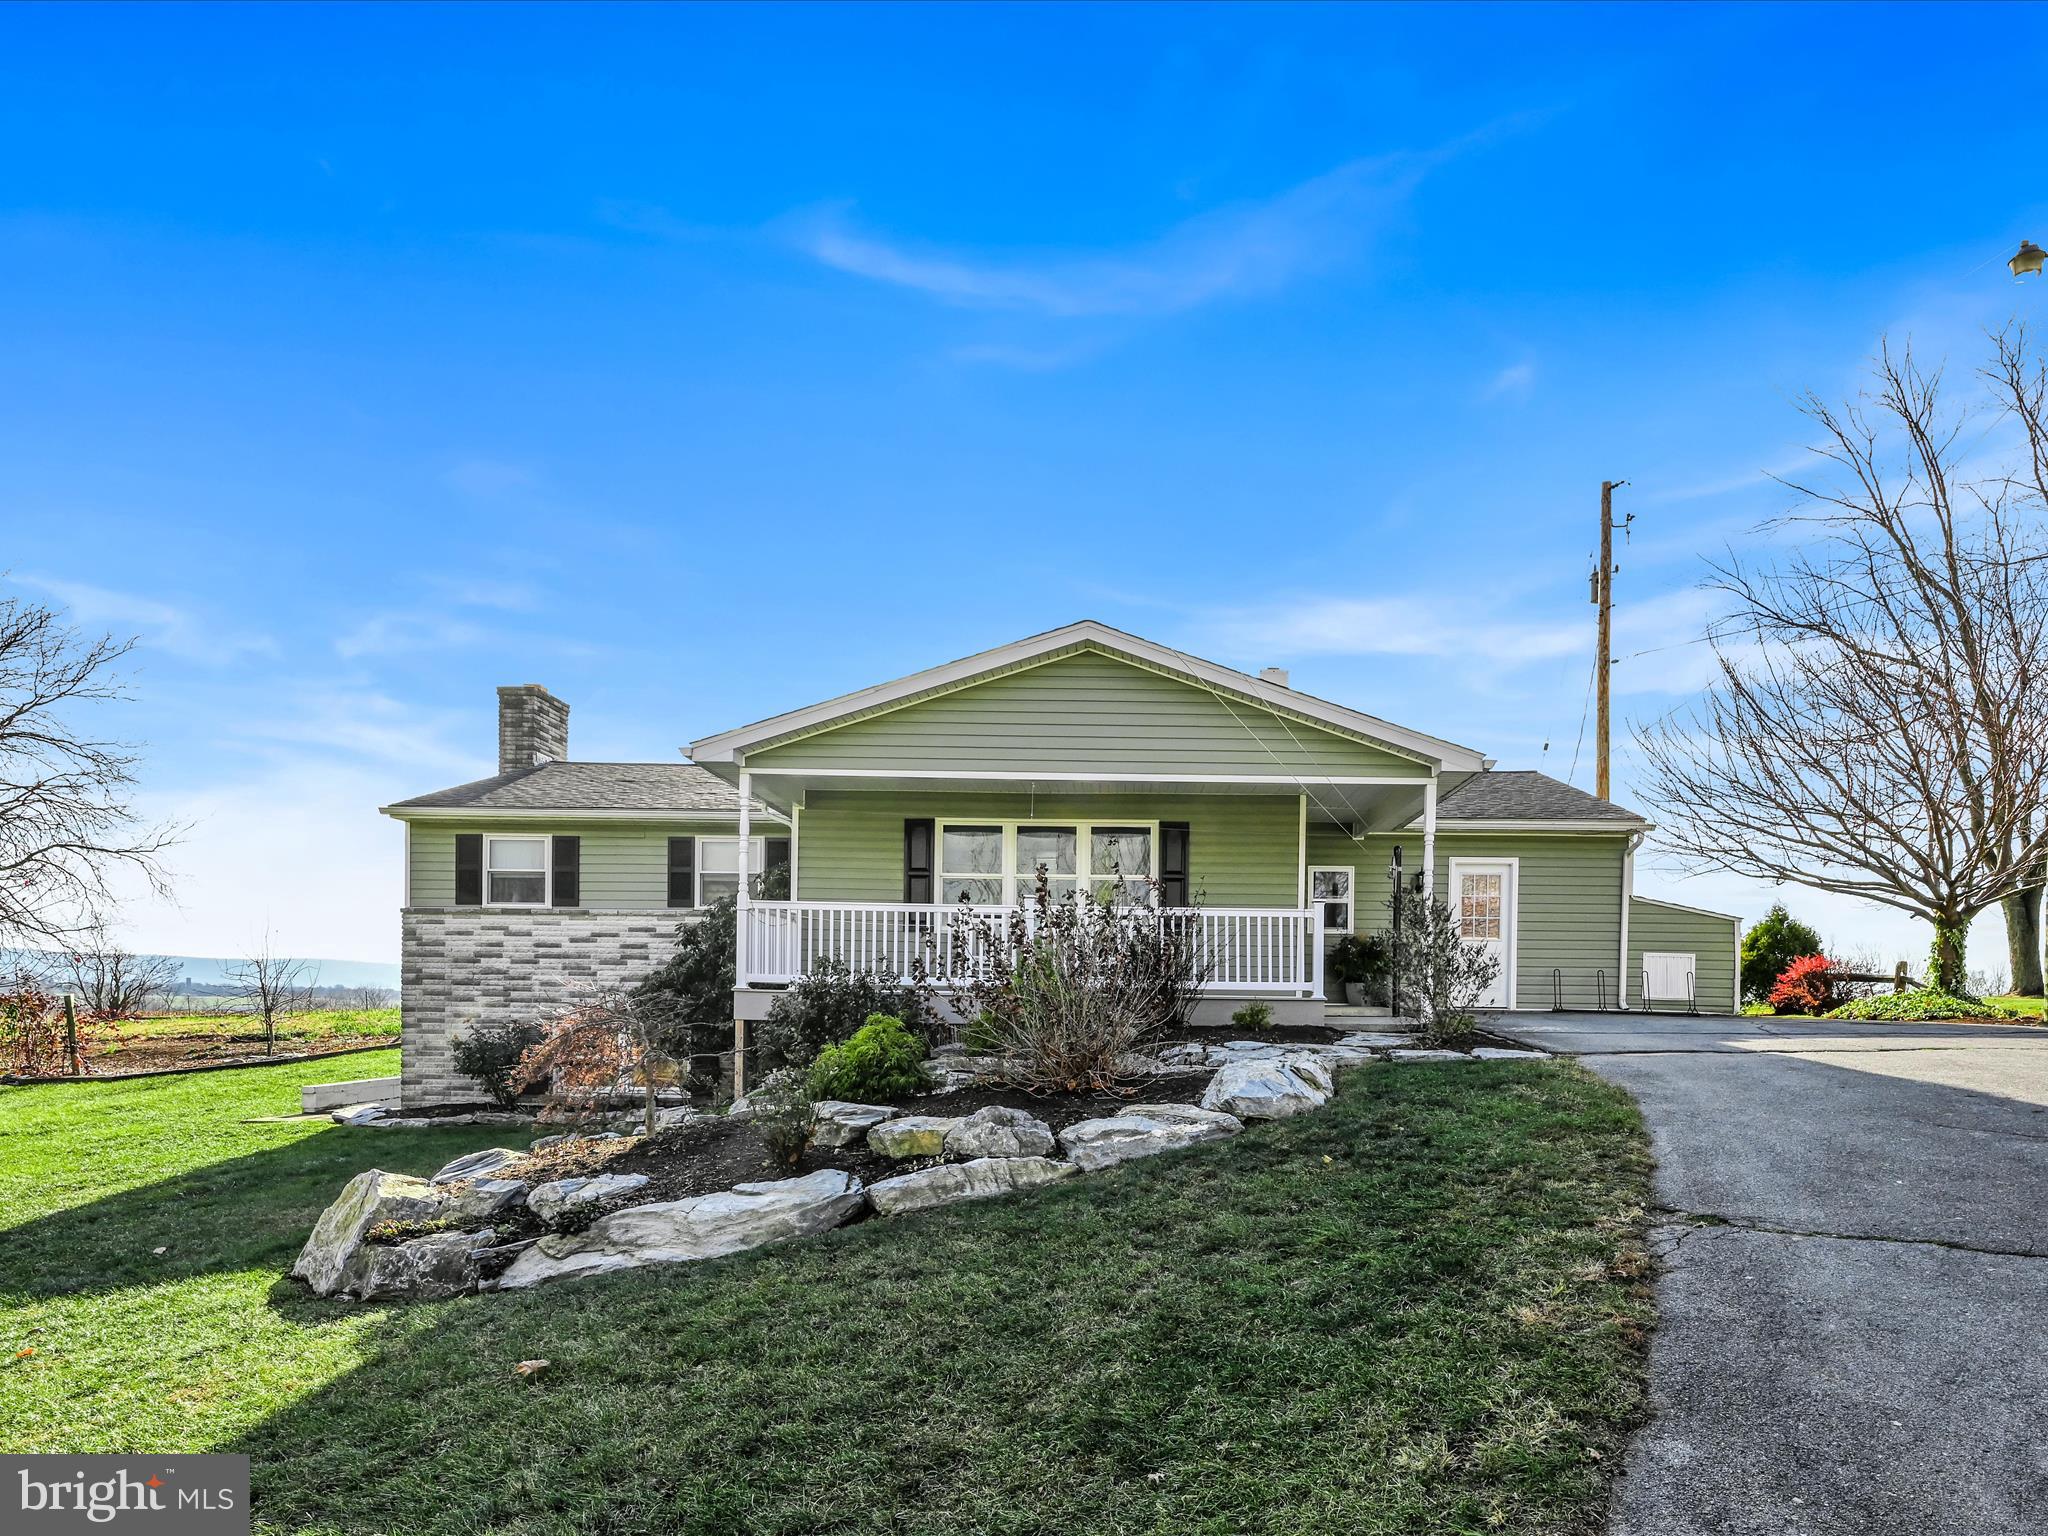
left=8, top=950, right=399, bottom=991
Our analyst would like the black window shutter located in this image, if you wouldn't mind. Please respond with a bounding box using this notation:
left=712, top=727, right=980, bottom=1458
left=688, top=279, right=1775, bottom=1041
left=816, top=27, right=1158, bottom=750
left=550, top=835, right=581, bottom=907
left=455, top=833, right=483, bottom=906
left=904, top=819, right=935, bottom=903
left=764, top=836, right=791, bottom=896
left=1160, top=822, right=1191, bottom=907
left=667, top=837, right=696, bottom=908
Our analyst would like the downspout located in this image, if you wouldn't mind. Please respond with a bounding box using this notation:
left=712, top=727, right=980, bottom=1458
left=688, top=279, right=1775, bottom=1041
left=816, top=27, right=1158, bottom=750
left=1619, top=829, right=1643, bottom=1008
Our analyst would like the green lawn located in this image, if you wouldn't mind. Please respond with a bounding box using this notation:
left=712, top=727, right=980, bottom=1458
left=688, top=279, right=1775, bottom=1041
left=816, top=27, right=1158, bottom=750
left=1987, top=994, right=2046, bottom=1018
left=110, top=1008, right=402, bottom=1041
left=1, top=1051, right=1653, bottom=1535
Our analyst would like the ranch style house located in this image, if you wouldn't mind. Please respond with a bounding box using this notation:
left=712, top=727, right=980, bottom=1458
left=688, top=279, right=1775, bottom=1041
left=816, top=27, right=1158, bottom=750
left=382, top=621, right=1740, bottom=1105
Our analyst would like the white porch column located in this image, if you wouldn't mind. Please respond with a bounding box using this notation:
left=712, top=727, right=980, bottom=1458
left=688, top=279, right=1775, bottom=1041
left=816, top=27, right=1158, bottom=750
left=735, top=762, right=752, bottom=980
left=789, top=801, right=801, bottom=900
left=1296, top=794, right=1307, bottom=908
left=1421, top=778, right=1437, bottom=899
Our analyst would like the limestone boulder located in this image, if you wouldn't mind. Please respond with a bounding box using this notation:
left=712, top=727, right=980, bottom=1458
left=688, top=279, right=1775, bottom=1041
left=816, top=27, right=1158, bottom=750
left=1472, top=1047, right=1546, bottom=1061
left=1058, top=1104, right=1243, bottom=1172
left=352, top=1228, right=497, bottom=1302
left=943, top=1105, right=1054, bottom=1159
left=1390, top=1048, right=1472, bottom=1063
left=441, top=1177, right=529, bottom=1225
left=291, top=1169, right=451, bottom=1298
left=1199, top=1058, right=1329, bottom=1120
left=869, top=1156, right=1074, bottom=1216
left=867, top=1115, right=960, bottom=1158
left=498, top=1169, right=868, bottom=1290
left=430, top=1147, right=525, bottom=1185
left=526, top=1173, right=651, bottom=1225
left=810, top=1100, right=903, bottom=1150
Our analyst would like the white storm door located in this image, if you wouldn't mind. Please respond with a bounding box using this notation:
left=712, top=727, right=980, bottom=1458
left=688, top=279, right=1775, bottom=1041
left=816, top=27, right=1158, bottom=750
left=1451, top=859, right=1515, bottom=1008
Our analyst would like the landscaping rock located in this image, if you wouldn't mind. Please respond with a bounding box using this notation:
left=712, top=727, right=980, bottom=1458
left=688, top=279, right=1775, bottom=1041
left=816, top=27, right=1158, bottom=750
left=654, top=1105, right=699, bottom=1131
left=353, top=1228, right=496, bottom=1302
left=810, top=1100, right=902, bottom=1150
left=330, top=1104, right=391, bottom=1126
left=1390, top=1049, right=1471, bottom=1063
left=291, top=1169, right=450, bottom=1298
left=869, top=1156, right=1074, bottom=1216
left=1059, top=1104, right=1242, bottom=1171
left=943, top=1105, right=1054, bottom=1159
left=867, top=1115, right=960, bottom=1158
left=526, top=1173, right=651, bottom=1224
left=442, top=1177, right=529, bottom=1224
left=430, top=1147, right=525, bottom=1185
left=1473, top=1047, right=1546, bottom=1061
left=1200, top=1058, right=1330, bottom=1119
left=498, top=1170, right=868, bottom=1290
left=1337, top=1032, right=1416, bottom=1049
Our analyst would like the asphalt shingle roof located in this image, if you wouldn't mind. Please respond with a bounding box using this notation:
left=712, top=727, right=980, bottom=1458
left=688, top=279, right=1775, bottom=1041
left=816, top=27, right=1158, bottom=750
left=1436, top=770, right=1646, bottom=824
left=386, top=761, right=760, bottom=814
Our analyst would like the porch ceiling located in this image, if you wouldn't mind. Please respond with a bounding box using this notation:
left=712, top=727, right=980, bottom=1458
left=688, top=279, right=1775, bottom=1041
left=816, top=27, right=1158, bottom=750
left=733, top=767, right=1428, bottom=830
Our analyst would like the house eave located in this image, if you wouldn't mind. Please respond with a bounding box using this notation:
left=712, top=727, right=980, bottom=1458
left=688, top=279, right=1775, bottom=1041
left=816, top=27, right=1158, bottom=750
left=1407, top=818, right=1653, bottom=835
left=380, top=805, right=787, bottom=824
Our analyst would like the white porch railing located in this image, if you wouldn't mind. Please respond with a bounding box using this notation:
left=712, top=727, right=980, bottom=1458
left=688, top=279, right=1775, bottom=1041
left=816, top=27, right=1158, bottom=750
left=740, top=899, right=1323, bottom=996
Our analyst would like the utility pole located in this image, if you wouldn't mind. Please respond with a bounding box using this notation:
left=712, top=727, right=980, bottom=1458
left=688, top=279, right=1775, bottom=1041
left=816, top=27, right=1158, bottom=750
left=1593, top=480, right=1630, bottom=802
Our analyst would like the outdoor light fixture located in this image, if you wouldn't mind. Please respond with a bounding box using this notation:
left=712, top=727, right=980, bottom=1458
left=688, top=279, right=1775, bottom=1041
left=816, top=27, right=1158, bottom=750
left=2011, top=240, right=2046, bottom=279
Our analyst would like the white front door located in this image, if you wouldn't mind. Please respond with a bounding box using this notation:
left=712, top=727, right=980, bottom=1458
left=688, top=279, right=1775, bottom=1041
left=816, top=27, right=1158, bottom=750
left=1308, top=866, right=1355, bottom=1000
left=1451, top=859, right=1515, bottom=1008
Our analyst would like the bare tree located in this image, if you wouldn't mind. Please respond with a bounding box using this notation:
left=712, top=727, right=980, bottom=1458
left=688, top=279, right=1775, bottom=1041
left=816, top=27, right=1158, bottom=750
left=47, top=924, right=179, bottom=1020
left=1635, top=334, right=2048, bottom=994
left=226, top=937, right=317, bottom=1056
left=0, top=596, right=177, bottom=946
left=345, top=984, right=394, bottom=1011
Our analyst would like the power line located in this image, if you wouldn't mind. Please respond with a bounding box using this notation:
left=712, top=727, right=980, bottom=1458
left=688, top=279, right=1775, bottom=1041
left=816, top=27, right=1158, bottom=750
left=1566, top=650, right=1598, bottom=786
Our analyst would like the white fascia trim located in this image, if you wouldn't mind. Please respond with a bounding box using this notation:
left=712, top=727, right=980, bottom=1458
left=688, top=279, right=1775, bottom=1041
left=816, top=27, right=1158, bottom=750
left=686, top=621, right=1488, bottom=772
left=1399, top=819, right=1651, bottom=835
left=1629, top=893, right=1744, bottom=925
left=737, top=768, right=1431, bottom=787
left=381, top=806, right=787, bottom=824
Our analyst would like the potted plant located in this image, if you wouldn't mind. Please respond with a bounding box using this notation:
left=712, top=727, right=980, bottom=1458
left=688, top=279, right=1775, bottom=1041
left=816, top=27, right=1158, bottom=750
left=1329, top=933, right=1391, bottom=1007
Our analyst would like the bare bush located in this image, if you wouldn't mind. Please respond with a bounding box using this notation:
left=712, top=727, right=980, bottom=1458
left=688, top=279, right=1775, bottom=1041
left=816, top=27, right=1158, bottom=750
left=511, top=987, right=680, bottom=1133
left=1389, top=895, right=1502, bottom=1046
left=225, top=938, right=317, bottom=1056
left=936, top=871, right=1214, bottom=1094
left=46, top=927, right=178, bottom=1021
left=0, top=971, right=90, bottom=1077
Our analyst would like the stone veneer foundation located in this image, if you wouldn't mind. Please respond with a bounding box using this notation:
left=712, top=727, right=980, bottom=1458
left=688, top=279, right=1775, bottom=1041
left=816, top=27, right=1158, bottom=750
left=400, top=908, right=683, bottom=1105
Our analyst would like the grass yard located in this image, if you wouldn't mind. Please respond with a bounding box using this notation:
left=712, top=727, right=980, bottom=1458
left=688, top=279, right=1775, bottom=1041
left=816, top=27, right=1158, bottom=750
left=106, top=1007, right=402, bottom=1043
left=0, top=1051, right=1654, bottom=1536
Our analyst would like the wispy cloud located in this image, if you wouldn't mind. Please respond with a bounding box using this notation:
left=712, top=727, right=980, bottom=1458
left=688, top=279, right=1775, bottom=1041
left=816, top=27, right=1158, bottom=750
left=442, top=457, right=536, bottom=498
left=1481, top=361, right=1536, bottom=402
left=16, top=574, right=275, bottom=666
left=1204, top=595, right=1586, bottom=667
left=792, top=150, right=1437, bottom=319
left=334, top=612, right=490, bottom=660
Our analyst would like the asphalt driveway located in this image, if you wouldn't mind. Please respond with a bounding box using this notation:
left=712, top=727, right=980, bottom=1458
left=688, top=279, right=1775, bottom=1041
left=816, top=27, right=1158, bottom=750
left=1490, top=1011, right=2048, bottom=1536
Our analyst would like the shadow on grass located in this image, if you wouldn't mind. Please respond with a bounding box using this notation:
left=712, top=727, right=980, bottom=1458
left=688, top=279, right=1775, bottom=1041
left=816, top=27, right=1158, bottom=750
left=227, top=1067, right=1656, bottom=1536
left=0, top=1122, right=531, bottom=1307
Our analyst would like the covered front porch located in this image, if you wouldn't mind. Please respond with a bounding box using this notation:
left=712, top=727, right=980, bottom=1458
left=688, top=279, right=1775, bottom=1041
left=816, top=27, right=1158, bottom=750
left=726, top=767, right=1440, bottom=1010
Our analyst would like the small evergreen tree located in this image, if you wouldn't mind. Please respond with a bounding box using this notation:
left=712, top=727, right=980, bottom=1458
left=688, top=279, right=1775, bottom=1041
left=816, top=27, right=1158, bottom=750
left=1740, top=903, right=1822, bottom=1004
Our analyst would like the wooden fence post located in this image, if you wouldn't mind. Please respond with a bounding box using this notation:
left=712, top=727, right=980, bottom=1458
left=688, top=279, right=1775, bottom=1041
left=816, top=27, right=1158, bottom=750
left=63, top=993, right=81, bottom=1076
left=732, top=1016, right=747, bottom=1100
left=1894, top=961, right=1910, bottom=994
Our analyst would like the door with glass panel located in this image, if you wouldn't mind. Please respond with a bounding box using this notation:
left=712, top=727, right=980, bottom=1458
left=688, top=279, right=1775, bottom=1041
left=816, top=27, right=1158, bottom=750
left=1452, top=860, right=1514, bottom=1008
left=1309, top=866, right=1354, bottom=1000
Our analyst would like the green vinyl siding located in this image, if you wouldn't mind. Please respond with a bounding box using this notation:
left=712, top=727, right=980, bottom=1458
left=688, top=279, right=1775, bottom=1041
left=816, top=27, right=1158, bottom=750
left=1628, top=897, right=1741, bottom=1014
left=406, top=820, right=765, bottom=909
left=796, top=790, right=1302, bottom=907
left=748, top=649, right=1430, bottom=779
left=1304, top=829, right=1631, bottom=1011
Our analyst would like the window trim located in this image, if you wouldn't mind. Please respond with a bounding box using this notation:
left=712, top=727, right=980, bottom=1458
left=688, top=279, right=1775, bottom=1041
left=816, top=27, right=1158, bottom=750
left=934, top=819, right=1161, bottom=907
left=483, top=833, right=552, bottom=908
left=1307, top=864, right=1356, bottom=937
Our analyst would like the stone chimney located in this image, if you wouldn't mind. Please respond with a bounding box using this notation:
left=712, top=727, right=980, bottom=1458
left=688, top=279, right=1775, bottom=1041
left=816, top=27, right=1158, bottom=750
left=1259, top=666, right=1290, bottom=689
left=497, top=684, right=569, bottom=774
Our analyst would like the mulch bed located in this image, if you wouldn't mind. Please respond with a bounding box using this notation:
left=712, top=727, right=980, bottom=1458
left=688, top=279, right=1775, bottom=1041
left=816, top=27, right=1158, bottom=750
left=3, top=1037, right=395, bottom=1085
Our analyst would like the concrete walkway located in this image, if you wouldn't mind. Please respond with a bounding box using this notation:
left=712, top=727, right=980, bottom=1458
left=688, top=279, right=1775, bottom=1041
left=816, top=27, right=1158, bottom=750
left=1490, top=1010, right=2048, bottom=1536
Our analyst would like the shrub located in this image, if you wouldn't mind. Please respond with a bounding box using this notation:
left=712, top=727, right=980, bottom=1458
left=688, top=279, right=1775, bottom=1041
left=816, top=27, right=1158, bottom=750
left=1741, top=903, right=1823, bottom=1004
left=1328, top=932, right=1392, bottom=1004
left=806, top=1013, right=928, bottom=1101
left=511, top=988, right=679, bottom=1132
left=758, top=959, right=935, bottom=1068
left=1825, top=986, right=2021, bottom=1022
left=632, top=896, right=738, bottom=1067
left=1388, top=895, right=1500, bottom=1046
left=1230, top=1001, right=1274, bottom=1031
left=937, top=869, right=1216, bottom=1093
left=0, top=975, right=87, bottom=1078
left=1766, top=954, right=1842, bottom=1015
left=451, top=1019, right=546, bottom=1108
left=750, top=1067, right=814, bottom=1169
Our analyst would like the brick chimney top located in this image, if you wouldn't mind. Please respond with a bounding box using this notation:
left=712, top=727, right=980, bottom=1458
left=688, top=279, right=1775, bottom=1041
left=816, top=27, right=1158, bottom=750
left=497, top=684, right=568, bottom=775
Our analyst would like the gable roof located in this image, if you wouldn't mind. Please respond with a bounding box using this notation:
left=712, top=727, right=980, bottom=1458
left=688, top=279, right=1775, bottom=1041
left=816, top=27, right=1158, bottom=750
left=689, top=620, right=1489, bottom=773
left=382, top=761, right=777, bottom=819
left=1432, top=770, right=1648, bottom=826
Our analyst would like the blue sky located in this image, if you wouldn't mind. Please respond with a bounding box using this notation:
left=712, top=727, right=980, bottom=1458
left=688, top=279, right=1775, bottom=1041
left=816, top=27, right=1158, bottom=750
left=5, top=3, right=2047, bottom=970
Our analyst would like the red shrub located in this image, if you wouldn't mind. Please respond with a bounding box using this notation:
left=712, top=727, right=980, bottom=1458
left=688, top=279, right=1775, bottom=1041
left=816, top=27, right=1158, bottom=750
left=1768, top=953, right=1841, bottom=1016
